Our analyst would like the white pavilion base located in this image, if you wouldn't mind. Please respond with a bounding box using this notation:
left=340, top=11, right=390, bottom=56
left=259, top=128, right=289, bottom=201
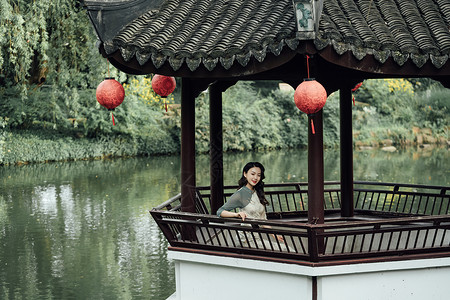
left=167, top=250, right=450, bottom=300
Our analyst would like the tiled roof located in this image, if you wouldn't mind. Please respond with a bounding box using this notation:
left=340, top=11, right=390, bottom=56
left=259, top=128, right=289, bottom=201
left=87, top=0, right=450, bottom=73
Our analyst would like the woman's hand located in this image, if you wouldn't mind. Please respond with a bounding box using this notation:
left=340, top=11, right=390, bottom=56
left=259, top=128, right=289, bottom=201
left=270, top=233, right=285, bottom=242
left=275, top=234, right=285, bottom=242
left=235, top=211, right=247, bottom=221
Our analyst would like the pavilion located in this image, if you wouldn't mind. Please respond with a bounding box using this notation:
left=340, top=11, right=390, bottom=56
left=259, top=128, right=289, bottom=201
left=82, top=1, right=450, bottom=299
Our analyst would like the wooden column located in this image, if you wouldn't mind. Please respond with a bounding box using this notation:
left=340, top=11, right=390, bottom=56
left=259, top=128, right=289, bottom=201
left=340, top=86, right=354, bottom=217
left=308, top=111, right=324, bottom=224
left=209, top=82, right=224, bottom=215
left=181, top=78, right=196, bottom=213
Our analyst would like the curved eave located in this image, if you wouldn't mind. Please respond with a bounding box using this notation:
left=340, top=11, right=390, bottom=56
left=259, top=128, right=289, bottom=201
left=316, top=40, right=450, bottom=78
left=100, top=42, right=301, bottom=79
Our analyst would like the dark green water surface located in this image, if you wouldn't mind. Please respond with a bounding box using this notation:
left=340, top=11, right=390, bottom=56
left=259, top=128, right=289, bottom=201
left=0, top=147, right=448, bottom=299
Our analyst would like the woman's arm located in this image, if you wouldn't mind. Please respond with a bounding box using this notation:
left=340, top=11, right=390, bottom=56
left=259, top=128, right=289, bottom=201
left=220, top=210, right=247, bottom=221
left=217, top=188, right=252, bottom=220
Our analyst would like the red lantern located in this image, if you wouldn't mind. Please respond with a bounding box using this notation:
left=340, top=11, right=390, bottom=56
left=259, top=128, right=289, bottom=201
left=294, top=78, right=327, bottom=134
left=96, top=78, right=125, bottom=125
left=151, top=74, right=176, bottom=111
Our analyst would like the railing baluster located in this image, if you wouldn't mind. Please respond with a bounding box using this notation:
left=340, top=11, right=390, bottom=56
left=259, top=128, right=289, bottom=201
left=395, top=230, right=402, bottom=250
left=362, top=192, right=369, bottom=210
left=359, top=234, right=366, bottom=252
left=405, top=229, right=412, bottom=249
left=227, top=229, right=237, bottom=247
left=209, top=227, right=218, bottom=245
left=236, top=229, right=244, bottom=248
left=350, top=234, right=356, bottom=253
left=268, top=194, right=275, bottom=211
left=243, top=231, right=251, bottom=247
left=331, top=236, right=338, bottom=254
left=355, top=191, right=361, bottom=209
left=277, top=194, right=283, bottom=212
left=198, top=224, right=208, bottom=244
left=416, top=195, right=424, bottom=214
left=401, top=194, right=409, bottom=214
left=368, top=231, right=375, bottom=252
left=439, top=228, right=447, bottom=247
left=336, top=190, right=341, bottom=207
left=374, top=192, right=381, bottom=211
left=437, top=195, right=445, bottom=215
left=386, top=231, right=394, bottom=251
left=257, top=232, right=268, bottom=250
left=284, top=193, right=291, bottom=212
left=219, top=227, right=230, bottom=247
left=377, top=232, right=384, bottom=251
left=298, top=236, right=307, bottom=254
left=430, top=195, right=438, bottom=215
left=413, top=230, right=420, bottom=249
left=292, top=192, right=299, bottom=211
left=422, top=228, right=430, bottom=248
left=424, top=195, right=431, bottom=214
left=296, top=184, right=304, bottom=211
left=381, top=192, right=388, bottom=211
left=388, top=192, right=395, bottom=212
left=408, top=194, right=416, bottom=214
left=431, top=227, right=439, bottom=247
left=288, top=236, right=297, bottom=253
left=341, top=235, right=348, bottom=253
left=444, top=194, right=450, bottom=214
left=369, top=191, right=375, bottom=210
left=394, top=192, right=402, bottom=213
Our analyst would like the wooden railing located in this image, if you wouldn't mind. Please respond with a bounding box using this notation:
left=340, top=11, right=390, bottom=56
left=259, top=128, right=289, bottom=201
left=150, top=182, right=450, bottom=263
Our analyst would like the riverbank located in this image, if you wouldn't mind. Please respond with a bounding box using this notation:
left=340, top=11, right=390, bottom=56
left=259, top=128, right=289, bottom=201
left=1, top=126, right=448, bottom=166
left=0, top=129, right=179, bottom=166
left=354, top=126, right=449, bottom=151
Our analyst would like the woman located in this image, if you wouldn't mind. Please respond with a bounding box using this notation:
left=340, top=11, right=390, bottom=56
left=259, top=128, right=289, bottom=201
left=216, top=161, right=268, bottom=221
left=217, top=162, right=286, bottom=244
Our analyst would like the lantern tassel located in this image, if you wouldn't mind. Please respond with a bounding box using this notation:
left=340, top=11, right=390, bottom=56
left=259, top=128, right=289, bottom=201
left=306, top=55, right=310, bottom=79
left=311, top=119, right=315, bottom=135
left=353, top=95, right=356, bottom=106
left=111, top=112, right=115, bottom=126
left=164, top=98, right=167, bottom=112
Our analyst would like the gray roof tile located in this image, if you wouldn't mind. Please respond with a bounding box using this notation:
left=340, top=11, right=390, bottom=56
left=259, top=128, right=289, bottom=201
left=86, top=0, right=450, bottom=72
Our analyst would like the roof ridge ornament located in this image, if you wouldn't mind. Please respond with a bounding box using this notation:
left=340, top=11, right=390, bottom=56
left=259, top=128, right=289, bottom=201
left=292, top=0, right=323, bottom=40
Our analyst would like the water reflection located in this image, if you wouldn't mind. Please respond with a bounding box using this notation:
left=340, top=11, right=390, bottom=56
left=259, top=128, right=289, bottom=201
left=0, top=147, right=448, bottom=299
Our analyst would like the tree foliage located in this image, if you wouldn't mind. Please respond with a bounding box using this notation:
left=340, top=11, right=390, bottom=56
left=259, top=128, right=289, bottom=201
left=0, top=0, right=99, bottom=89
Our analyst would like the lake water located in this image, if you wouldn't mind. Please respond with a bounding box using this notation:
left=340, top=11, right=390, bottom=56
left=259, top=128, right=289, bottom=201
left=0, top=146, right=448, bottom=299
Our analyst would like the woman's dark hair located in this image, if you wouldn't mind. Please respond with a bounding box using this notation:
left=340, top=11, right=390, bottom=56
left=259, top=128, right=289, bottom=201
left=238, top=162, right=268, bottom=205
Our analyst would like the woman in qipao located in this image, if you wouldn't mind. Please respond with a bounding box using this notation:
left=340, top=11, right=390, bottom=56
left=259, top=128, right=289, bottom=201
left=217, top=162, right=287, bottom=249
left=217, top=161, right=267, bottom=221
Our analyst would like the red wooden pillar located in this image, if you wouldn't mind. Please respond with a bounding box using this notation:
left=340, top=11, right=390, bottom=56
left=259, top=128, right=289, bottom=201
left=340, top=85, right=354, bottom=217
left=308, top=110, right=324, bottom=255
left=181, top=78, right=196, bottom=213
left=308, top=111, right=324, bottom=224
left=209, top=82, right=224, bottom=215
